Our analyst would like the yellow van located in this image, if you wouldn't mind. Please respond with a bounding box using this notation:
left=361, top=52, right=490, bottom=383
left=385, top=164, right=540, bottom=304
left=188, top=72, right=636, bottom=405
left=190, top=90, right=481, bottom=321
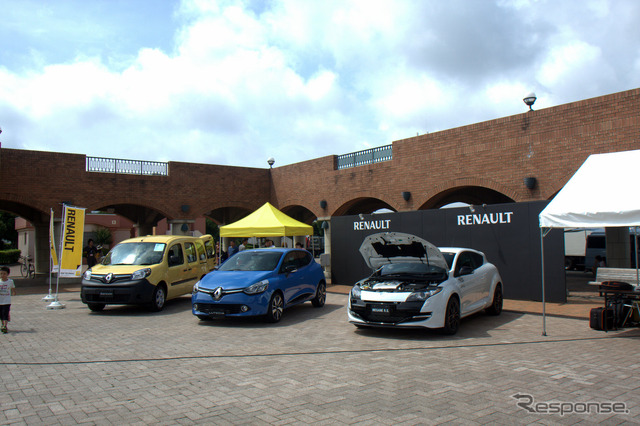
left=81, top=235, right=216, bottom=312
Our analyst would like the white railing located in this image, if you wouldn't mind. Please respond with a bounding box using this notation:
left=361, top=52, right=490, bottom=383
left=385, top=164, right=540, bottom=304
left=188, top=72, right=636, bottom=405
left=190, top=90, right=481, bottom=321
left=86, top=157, right=168, bottom=176
left=336, top=145, right=392, bottom=169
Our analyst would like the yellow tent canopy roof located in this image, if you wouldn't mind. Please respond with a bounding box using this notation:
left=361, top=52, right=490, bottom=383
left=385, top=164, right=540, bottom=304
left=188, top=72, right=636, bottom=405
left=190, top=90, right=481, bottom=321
left=219, top=202, right=313, bottom=237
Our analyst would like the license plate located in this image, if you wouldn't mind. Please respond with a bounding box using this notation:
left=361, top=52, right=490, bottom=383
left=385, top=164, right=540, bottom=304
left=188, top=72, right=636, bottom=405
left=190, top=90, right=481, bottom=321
left=371, top=306, right=391, bottom=314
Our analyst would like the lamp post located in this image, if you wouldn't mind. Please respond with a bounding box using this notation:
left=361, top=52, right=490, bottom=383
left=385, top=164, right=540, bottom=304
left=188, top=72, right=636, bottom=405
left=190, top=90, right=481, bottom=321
left=267, top=157, right=275, bottom=168
left=523, top=92, right=537, bottom=111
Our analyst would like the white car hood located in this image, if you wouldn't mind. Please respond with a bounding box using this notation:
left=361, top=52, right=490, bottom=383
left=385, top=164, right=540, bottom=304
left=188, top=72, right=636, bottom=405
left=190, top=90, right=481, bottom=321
left=359, top=232, right=449, bottom=271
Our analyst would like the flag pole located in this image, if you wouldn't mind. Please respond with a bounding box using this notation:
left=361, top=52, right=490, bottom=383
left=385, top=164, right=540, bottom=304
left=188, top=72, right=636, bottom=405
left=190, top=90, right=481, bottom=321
left=47, top=205, right=66, bottom=309
left=42, top=208, right=56, bottom=302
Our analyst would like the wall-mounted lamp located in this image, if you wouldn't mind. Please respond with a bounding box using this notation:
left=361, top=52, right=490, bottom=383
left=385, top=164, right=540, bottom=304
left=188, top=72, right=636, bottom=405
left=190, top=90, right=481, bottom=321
left=523, top=92, right=537, bottom=111
left=180, top=223, right=189, bottom=232
left=524, top=177, right=537, bottom=190
left=402, top=191, right=411, bottom=201
left=321, top=221, right=329, bottom=230
left=181, top=204, right=190, bottom=213
left=319, top=200, right=327, bottom=209
left=267, top=157, right=275, bottom=168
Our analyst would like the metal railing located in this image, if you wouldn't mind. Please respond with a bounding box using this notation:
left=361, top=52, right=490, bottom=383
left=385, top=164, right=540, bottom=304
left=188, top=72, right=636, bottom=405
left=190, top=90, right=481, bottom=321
left=86, top=156, right=168, bottom=176
left=336, top=145, right=392, bottom=170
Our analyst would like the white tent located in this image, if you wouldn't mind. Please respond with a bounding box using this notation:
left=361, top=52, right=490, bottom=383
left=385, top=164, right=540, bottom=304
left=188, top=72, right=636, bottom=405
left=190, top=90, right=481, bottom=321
left=538, top=149, right=640, bottom=334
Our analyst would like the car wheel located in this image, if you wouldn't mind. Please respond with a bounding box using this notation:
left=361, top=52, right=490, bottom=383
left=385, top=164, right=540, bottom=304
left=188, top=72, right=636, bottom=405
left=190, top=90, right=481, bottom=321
left=87, top=303, right=105, bottom=312
left=149, top=285, right=167, bottom=312
left=311, top=281, right=326, bottom=307
left=486, top=284, right=503, bottom=316
left=441, top=297, right=460, bottom=335
left=265, top=292, right=284, bottom=323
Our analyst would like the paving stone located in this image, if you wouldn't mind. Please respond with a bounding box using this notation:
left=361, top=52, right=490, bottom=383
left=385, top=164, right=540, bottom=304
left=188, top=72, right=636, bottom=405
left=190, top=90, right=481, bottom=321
left=2, top=291, right=640, bottom=424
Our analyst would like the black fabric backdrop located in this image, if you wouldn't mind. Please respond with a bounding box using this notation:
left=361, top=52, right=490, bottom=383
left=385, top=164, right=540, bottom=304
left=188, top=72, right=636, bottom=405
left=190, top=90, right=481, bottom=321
left=330, top=201, right=565, bottom=303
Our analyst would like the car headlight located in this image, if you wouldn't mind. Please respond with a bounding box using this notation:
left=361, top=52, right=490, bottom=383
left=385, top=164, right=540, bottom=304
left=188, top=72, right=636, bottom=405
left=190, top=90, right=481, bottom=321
left=244, top=280, right=269, bottom=295
left=193, top=281, right=200, bottom=294
left=406, top=287, right=442, bottom=302
left=83, top=270, right=92, bottom=280
left=350, top=285, right=362, bottom=300
left=131, top=268, right=152, bottom=280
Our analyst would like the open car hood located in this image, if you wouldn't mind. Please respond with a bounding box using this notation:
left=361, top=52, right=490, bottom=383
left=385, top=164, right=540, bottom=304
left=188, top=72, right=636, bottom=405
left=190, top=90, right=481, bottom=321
left=359, top=232, right=449, bottom=271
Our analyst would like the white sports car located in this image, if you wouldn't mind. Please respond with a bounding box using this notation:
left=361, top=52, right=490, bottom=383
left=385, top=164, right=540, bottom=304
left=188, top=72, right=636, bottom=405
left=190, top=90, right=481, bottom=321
left=347, top=232, right=503, bottom=334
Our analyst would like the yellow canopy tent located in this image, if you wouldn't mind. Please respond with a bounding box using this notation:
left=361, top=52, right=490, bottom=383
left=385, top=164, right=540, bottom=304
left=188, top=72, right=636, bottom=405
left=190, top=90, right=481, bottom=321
left=219, top=202, right=313, bottom=237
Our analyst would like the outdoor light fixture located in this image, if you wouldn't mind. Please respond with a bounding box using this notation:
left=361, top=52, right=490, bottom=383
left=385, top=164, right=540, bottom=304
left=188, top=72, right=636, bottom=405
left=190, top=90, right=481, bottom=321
left=523, top=92, right=537, bottom=111
left=321, top=221, right=329, bottom=230
left=180, top=223, right=189, bottom=232
left=320, top=200, right=327, bottom=209
left=524, top=177, right=537, bottom=190
left=402, top=191, right=411, bottom=201
left=267, top=157, right=275, bottom=168
left=181, top=204, right=190, bottom=213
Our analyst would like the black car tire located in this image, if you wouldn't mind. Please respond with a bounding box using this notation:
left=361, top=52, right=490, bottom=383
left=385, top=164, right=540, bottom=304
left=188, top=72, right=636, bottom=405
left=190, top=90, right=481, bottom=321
left=441, top=296, right=460, bottom=335
left=87, top=303, right=105, bottom=312
left=311, top=281, right=326, bottom=307
left=265, top=292, right=284, bottom=323
left=486, top=284, right=503, bottom=316
left=149, top=284, right=167, bottom=312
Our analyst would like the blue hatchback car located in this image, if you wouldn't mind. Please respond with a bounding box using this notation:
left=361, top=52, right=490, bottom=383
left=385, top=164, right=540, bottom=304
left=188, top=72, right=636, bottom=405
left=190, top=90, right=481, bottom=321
left=192, top=248, right=326, bottom=322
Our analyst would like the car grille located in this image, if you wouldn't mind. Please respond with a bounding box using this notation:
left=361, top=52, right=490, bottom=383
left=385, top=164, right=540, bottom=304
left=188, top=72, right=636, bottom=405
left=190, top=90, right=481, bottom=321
left=194, top=303, right=246, bottom=315
left=88, top=274, right=131, bottom=284
left=351, top=301, right=426, bottom=324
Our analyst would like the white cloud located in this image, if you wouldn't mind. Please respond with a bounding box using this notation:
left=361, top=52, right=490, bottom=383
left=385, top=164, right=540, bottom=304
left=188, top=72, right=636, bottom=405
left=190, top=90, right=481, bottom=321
left=0, top=0, right=638, bottom=167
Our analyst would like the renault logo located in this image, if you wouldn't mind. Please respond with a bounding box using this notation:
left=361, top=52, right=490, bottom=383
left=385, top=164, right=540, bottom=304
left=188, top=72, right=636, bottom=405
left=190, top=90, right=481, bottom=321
left=105, top=273, right=114, bottom=283
left=213, top=287, right=223, bottom=300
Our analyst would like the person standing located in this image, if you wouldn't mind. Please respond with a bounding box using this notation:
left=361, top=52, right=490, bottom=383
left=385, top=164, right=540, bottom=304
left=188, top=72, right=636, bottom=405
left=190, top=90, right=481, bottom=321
left=227, top=240, right=239, bottom=258
left=0, top=266, right=16, bottom=334
left=85, top=239, right=99, bottom=268
left=239, top=238, right=249, bottom=252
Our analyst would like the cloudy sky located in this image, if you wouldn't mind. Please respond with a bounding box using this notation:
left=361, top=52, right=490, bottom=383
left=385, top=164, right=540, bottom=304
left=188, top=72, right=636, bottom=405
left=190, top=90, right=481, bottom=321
left=1, top=0, right=639, bottom=168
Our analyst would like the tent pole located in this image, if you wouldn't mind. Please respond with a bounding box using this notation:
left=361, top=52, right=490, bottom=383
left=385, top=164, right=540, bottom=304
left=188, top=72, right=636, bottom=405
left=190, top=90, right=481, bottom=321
left=540, top=227, right=547, bottom=336
left=633, top=226, right=640, bottom=285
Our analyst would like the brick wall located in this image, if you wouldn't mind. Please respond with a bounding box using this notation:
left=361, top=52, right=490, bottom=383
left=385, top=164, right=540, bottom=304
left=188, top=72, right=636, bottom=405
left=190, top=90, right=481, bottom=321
left=1, top=88, right=639, bottom=225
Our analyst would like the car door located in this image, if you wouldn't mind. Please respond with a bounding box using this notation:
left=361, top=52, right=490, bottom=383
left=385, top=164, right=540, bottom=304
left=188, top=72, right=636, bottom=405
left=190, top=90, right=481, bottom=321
left=280, top=252, right=306, bottom=304
left=181, top=242, right=201, bottom=292
left=166, top=243, right=187, bottom=298
left=453, top=251, right=484, bottom=314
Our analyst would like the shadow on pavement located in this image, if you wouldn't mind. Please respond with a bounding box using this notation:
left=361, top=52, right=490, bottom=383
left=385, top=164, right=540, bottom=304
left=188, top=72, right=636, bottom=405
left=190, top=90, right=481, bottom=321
left=195, top=302, right=345, bottom=329
left=349, top=310, right=526, bottom=341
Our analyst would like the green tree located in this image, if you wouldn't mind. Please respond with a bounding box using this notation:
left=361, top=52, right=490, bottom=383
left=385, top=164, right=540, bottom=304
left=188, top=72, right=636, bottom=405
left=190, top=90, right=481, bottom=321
left=0, top=212, right=18, bottom=249
left=93, top=227, right=113, bottom=254
left=205, top=218, right=220, bottom=240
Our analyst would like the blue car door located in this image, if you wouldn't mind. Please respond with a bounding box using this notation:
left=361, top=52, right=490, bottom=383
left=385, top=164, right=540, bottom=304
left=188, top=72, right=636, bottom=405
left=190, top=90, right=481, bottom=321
left=280, top=251, right=306, bottom=304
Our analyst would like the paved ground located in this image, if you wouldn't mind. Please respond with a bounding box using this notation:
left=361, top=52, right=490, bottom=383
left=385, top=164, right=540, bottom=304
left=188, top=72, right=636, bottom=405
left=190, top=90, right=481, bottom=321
left=2, top=280, right=640, bottom=425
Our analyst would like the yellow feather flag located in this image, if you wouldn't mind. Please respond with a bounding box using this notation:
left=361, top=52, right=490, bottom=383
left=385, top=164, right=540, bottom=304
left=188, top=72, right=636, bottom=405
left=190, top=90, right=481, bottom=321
left=59, top=205, right=86, bottom=278
left=49, top=209, right=59, bottom=273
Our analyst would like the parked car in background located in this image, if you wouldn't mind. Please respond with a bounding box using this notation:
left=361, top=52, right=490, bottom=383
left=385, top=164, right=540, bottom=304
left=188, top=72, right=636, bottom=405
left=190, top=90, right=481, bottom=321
left=192, top=248, right=326, bottom=323
left=348, top=232, right=503, bottom=335
left=81, top=235, right=216, bottom=312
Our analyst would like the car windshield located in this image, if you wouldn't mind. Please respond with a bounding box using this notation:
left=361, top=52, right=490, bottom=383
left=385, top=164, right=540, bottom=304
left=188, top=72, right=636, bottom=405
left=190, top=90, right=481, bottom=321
left=379, top=262, right=447, bottom=277
left=441, top=252, right=455, bottom=269
left=102, top=242, right=166, bottom=266
left=219, top=251, right=283, bottom=272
